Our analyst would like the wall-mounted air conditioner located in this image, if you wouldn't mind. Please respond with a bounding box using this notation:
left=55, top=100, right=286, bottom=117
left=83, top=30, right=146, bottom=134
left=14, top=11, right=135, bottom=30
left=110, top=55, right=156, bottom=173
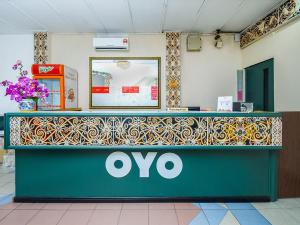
left=93, top=36, right=129, bottom=50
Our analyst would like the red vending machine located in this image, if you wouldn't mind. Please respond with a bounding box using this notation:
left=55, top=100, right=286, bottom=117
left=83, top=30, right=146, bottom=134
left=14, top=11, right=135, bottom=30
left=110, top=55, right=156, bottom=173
left=31, top=64, right=79, bottom=111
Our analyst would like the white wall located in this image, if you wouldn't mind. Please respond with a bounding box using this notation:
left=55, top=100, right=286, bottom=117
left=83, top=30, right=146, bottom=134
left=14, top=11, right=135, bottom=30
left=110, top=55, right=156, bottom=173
left=181, top=34, right=242, bottom=109
left=0, top=34, right=34, bottom=114
left=49, top=33, right=166, bottom=110
left=49, top=33, right=242, bottom=110
left=242, top=19, right=300, bottom=111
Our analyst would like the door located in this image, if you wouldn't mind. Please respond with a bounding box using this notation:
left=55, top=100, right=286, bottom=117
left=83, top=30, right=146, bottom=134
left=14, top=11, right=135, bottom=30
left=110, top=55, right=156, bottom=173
left=33, top=75, right=65, bottom=110
left=245, top=58, right=274, bottom=111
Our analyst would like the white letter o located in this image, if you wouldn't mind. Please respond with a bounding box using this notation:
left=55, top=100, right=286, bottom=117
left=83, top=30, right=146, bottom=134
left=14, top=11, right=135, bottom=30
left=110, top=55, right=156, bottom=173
left=105, top=151, right=132, bottom=178
left=156, top=153, right=183, bottom=179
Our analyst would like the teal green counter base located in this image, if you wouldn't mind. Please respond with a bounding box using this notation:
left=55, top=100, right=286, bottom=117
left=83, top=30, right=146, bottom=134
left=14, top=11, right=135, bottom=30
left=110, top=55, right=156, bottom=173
left=15, top=149, right=278, bottom=202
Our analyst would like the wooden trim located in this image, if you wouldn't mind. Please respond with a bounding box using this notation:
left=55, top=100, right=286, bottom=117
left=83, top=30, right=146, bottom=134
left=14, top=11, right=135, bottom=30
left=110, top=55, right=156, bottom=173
left=279, top=112, right=300, bottom=197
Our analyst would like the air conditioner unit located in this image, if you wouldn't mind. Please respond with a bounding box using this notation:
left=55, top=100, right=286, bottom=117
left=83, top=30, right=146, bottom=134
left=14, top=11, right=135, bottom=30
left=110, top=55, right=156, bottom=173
left=93, top=37, right=129, bottom=50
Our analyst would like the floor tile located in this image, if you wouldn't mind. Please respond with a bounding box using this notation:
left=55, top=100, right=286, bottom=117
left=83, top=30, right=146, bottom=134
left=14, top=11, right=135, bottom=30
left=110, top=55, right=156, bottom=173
left=0, top=203, right=20, bottom=210
left=275, top=198, right=300, bottom=209
left=174, top=203, right=199, bottom=210
left=251, top=202, right=280, bottom=209
left=149, top=209, right=178, bottom=225
left=149, top=203, right=174, bottom=209
left=0, top=168, right=14, bottom=175
left=294, top=198, right=300, bottom=204
left=0, top=194, right=14, bottom=206
left=0, top=210, right=11, bottom=221
left=203, top=209, right=228, bottom=225
left=88, top=210, right=120, bottom=225
left=57, top=210, right=93, bottom=225
left=42, top=203, right=71, bottom=210
left=0, top=176, right=14, bottom=183
left=259, top=208, right=300, bottom=225
left=176, top=209, right=200, bottom=225
left=231, top=209, right=271, bottom=225
left=219, top=211, right=240, bottom=225
left=69, top=203, right=97, bottom=210
left=122, top=203, right=148, bottom=210
left=0, top=209, right=38, bottom=225
left=27, top=210, right=65, bottom=225
left=95, top=203, right=122, bottom=210
left=285, top=208, right=300, bottom=222
left=17, top=203, right=46, bottom=210
left=226, top=203, right=255, bottom=210
left=189, top=212, right=209, bottom=225
left=0, top=183, right=14, bottom=194
left=198, top=203, right=226, bottom=210
left=119, top=210, right=148, bottom=225
left=0, top=191, right=13, bottom=197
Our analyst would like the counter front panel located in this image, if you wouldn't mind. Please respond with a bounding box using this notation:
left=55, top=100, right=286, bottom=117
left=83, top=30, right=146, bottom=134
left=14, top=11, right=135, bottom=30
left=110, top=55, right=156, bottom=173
left=4, top=112, right=282, bottom=202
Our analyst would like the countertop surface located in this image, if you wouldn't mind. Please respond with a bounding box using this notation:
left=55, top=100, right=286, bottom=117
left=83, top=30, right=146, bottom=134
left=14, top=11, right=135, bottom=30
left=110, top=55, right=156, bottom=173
left=4, top=111, right=281, bottom=117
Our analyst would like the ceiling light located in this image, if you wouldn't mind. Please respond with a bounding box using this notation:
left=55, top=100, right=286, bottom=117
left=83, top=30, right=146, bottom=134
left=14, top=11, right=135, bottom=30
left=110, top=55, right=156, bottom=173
left=116, top=60, right=130, bottom=69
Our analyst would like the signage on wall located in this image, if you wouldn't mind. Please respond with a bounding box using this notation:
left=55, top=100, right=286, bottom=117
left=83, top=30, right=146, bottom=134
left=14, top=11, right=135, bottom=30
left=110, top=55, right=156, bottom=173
left=105, top=151, right=183, bottom=179
left=151, top=86, right=158, bottom=100
left=92, top=86, right=110, bottom=93
left=122, top=86, right=139, bottom=93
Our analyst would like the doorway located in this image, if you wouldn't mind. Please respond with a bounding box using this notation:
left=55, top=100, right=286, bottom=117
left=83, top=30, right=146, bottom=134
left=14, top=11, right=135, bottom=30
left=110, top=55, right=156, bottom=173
left=245, top=58, right=274, bottom=111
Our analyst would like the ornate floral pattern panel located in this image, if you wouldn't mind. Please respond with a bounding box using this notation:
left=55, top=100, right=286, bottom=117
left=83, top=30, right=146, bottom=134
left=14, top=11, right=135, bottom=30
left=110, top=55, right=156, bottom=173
left=240, top=0, right=300, bottom=49
left=8, top=116, right=282, bottom=147
left=208, top=117, right=273, bottom=146
left=34, top=32, right=48, bottom=64
left=166, top=32, right=181, bottom=108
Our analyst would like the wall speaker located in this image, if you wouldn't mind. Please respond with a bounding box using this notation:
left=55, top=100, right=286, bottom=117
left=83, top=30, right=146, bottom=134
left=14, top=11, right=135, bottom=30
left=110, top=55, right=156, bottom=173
left=187, top=34, right=202, bottom=51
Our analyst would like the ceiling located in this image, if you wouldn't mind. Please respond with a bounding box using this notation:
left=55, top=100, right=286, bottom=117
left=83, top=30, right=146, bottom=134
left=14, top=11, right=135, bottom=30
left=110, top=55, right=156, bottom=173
left=0, top=0, right=284, bottom=34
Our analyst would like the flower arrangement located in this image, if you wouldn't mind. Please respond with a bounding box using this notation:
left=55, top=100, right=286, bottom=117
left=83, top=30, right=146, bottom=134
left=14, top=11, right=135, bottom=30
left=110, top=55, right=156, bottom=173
left=0, top=60, right=48, bottom=103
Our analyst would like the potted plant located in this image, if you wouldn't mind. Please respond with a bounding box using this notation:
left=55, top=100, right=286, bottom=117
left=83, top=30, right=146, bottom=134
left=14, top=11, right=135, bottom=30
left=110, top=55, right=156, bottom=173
left=0, top=60, right=49, bottom=111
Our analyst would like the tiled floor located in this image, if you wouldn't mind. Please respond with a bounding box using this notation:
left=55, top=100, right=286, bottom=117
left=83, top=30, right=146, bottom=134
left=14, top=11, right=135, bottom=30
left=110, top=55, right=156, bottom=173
left=1, top=166, right=300, bottom=225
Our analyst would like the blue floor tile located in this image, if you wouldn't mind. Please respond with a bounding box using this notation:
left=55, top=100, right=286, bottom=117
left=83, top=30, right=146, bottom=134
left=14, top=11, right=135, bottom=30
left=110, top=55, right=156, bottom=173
left=198, top=203, right=226, bottom=210
left=193, top=203, right=201, bottom=209
left=203, top=209, right=228, bottom=225
left=0, top=193, right=14, bottom=205
left=231, top=209, right=271, bottom=225
left=189, top=212, right=210, bottom=225
left=226, top=203, right=255, bottom=210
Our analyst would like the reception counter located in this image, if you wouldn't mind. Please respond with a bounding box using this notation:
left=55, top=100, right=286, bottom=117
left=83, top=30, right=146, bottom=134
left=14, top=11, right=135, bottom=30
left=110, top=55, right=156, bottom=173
left=4, top=111, right=282, bottom=202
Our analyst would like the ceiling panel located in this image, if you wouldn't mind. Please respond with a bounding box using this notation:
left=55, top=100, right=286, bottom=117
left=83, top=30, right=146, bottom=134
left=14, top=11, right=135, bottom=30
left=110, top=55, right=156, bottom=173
left=6, top=0, right=72, bottom=32
left=0, top=0, right=287, bottom=34
left=192, top=0, right=244, bottom=33
left=86, top=0, right=133, bottom=33
left=0, top=19, right=31, bottom=34
left=164, top=0, right=205, bottom=32
left=0, top=1, right=44, bottom=31
left=222, top=0, right=283, bottom=32
left=43, top=0, right=106, bottom=32
left=129, top=0, right=164, bottom=32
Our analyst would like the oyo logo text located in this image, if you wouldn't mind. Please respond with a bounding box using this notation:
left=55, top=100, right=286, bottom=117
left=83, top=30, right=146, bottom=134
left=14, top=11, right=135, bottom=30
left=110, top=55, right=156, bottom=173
left=105, top=151, right=183, bottom=179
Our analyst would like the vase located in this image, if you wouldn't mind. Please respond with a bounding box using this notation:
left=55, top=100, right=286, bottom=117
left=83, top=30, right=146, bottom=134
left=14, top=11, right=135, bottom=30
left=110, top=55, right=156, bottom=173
left=18, top=98, right=37, bottom=111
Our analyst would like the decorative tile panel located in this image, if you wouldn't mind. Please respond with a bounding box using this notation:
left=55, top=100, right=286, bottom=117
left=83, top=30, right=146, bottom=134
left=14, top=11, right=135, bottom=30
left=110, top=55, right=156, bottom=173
left=166, top=32, right=181, bottom=108
left=271, top=117, right=282, bottom=146
left=9, top=117, right=21, bottom=146
left=208, top=117, right=272, bottom=146
left=240, top=0, right=300, bottom=49
left=34, top=32, right=48, bottom=64
left=8, top=115, right=282, bottom=147
left=114, top=117, right=208, bottom=146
